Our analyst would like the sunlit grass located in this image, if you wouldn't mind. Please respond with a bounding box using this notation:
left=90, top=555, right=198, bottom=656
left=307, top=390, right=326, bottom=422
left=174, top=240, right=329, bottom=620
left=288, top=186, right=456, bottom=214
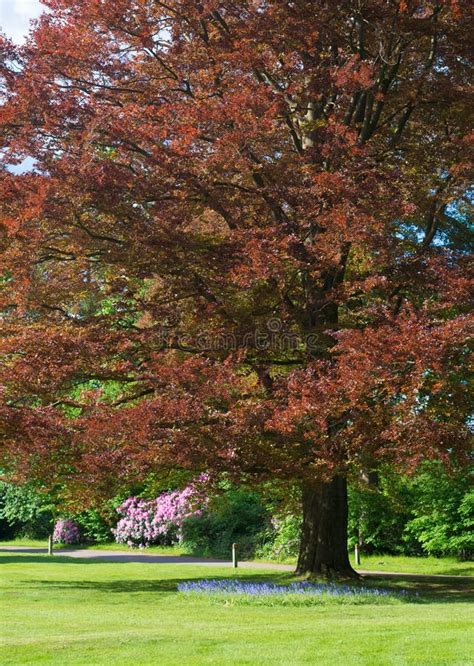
left=350, top=553, right=473, bottom=577
left=1, top=552, right=472, bottom=665
left=253, top=552, right=473, bottom=576
left=2, top=539, right=472, bottom=577
left=0, top=539, right=187, bottom=556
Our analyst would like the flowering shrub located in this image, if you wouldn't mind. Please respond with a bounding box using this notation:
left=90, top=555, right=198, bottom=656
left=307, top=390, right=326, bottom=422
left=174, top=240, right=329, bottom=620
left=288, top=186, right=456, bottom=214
left=113, top=479, right=208, bottom=548
left=53, top=519, right=81, bottom=544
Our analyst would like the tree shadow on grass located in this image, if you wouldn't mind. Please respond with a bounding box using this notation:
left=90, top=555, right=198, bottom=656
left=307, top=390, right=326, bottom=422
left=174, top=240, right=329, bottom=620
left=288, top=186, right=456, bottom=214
left=0, top=550, right=233, bottom=565
left=3, top=555, right=472, bottom=604
left=360, top=564, right=474, bottom=577
left=429, top=566, right=474, bottom=577
left=24, top=578, right=197, bottom=594
left=20, top=576, right=473, bottom=604
left=19, top=573, right=290, bottom=595
left=0, top=555, right=85, bottom=564
left=360, top=575, right=473, bottom=604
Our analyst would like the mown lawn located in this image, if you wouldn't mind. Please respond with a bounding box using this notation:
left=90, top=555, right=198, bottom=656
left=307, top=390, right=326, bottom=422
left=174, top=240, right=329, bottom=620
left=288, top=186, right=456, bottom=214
left=0, top=539, right=187, bottom=556
left=1, top=552, right=472, bottom=665
left=256, top=552, right=474, bottom=577
left=1, top=539, right=473, bottom=577
left=350, top=554, right=474, bottom=577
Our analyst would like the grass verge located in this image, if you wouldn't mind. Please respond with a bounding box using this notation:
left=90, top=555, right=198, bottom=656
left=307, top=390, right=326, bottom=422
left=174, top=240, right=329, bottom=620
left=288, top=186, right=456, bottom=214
left=1, top=551, right=472, bottom=665
left=1, top=540, right=472, bottom=577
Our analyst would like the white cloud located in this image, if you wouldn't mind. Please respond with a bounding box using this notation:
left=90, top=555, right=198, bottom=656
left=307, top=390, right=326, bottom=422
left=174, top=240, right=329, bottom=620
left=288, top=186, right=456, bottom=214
left=0, top=0, right=44, bottom=43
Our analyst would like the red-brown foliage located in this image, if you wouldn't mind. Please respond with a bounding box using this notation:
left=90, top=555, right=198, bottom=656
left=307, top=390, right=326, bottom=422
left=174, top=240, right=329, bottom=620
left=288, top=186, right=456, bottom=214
left=1, top=1, right=472, bottom=504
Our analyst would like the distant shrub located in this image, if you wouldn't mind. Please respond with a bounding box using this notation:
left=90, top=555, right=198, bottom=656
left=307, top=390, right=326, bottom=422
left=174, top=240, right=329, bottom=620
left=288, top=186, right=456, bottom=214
left=181, top=488, right=270, bottom=559
left=75, top=509, right=113, bottom=543
left=53, top=519, right=81, bottom=544
left=256, top=514, right=301, bottom=561
left=113, top=479, right=207, bottom=547
left=0, top=482, right=53, bottom=539
left=348, top=472, right=413, bottom=555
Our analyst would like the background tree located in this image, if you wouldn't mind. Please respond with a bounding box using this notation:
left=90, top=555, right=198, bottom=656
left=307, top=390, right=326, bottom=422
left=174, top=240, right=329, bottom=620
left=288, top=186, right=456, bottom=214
left=1, top=0, right=472, bottom=575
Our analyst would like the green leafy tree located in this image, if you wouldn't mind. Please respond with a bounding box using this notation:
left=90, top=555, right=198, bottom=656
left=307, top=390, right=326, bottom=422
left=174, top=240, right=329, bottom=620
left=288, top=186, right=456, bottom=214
left=404, top=463, right=473, bottom=559
left=0, top=482, right=54, bottom=539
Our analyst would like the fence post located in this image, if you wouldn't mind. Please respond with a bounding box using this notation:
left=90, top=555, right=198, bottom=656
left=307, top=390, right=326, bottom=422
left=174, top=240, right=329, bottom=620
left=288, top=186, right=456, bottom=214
left=354, top=543, right=360, bottom=566
left=48, top=535, right=54, bottom=556
left=232, top=542, right=238, bottom=568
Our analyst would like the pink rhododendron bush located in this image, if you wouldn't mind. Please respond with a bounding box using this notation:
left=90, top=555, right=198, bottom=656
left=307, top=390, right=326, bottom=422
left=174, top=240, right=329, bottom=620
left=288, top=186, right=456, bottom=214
left=113, top=478, right=208, bottom=548
left=53, top=519, right=81, bottom=544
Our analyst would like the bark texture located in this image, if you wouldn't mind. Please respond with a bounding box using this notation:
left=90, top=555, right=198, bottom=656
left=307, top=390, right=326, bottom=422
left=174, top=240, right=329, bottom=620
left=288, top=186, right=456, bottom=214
left=297, top=475, right=357, bottom=577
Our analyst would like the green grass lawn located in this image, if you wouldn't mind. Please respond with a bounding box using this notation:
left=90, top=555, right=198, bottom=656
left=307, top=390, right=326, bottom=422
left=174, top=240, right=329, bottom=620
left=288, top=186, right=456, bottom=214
left=0, top=539, right=186, bottom=555
left=2, top=539, right=473, bottom=577
left=0, top=538, right=67, bottom=548
left=350, top=554, right=473, bottom=577
left=255, top=553, right=474, bottom=577
left=1, top=552, right=472, bottom=665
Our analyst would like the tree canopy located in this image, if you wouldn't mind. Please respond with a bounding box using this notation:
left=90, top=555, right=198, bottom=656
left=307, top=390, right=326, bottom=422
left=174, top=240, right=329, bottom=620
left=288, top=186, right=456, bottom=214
left=0, top=0, right=472, bottom=572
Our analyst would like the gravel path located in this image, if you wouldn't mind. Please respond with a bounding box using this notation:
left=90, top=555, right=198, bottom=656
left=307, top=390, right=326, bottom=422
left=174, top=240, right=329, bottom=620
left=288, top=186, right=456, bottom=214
left=0, top=546, right=291, bottom=569
left=1, top=546, right=473, bottom=583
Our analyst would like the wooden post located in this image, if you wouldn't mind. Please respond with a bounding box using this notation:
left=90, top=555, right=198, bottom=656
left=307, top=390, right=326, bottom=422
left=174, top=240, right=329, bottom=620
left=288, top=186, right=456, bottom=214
left=232, top=542, right=238, bottom=568
left=354, top=543, right=360, bottom=566
left=48, top=535, right=54, bottom=556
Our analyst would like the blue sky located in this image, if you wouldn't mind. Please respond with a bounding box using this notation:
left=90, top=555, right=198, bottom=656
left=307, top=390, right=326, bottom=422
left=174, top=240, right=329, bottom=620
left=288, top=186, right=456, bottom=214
left=0, top=0, right=44, bottom=43
left=1, top=1, right=44, bottom=171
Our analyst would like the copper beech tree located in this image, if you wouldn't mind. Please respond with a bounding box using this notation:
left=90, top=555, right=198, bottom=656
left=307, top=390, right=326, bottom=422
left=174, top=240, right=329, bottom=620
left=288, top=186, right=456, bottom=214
left=0, top=1, right=472, bottom=575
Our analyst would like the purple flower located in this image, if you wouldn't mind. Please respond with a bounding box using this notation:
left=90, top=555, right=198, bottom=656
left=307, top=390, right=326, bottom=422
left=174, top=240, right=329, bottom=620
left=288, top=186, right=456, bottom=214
left=53, top=519, right=81, bottom=544
left=177, top=579, right=412, bottom=600
left=113, top=477, right=208, bottom=548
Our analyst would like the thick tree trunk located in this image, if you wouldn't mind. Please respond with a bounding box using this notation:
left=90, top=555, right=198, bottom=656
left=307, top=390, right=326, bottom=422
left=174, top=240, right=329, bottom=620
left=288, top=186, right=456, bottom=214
left=296, top=475, right=357, bottom=577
